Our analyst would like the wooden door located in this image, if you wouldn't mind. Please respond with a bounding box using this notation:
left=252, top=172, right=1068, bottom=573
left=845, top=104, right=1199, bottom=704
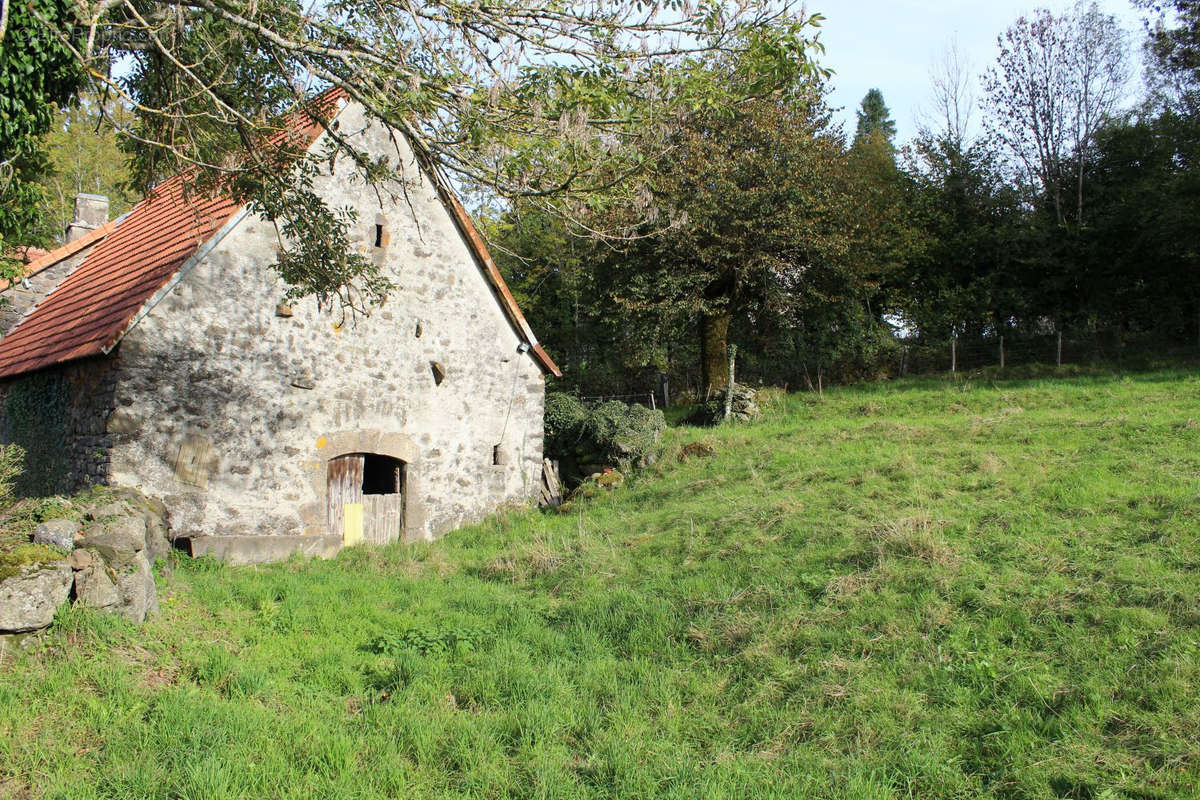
left=327, top=455, right=364, bottom=542
left=363, top=494, right=403, bottom=544
left=364, top=462, right=403, bottom=545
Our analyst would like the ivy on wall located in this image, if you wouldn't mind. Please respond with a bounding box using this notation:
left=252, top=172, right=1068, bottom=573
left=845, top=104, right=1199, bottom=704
left=4, top=372, right=71, bottom=497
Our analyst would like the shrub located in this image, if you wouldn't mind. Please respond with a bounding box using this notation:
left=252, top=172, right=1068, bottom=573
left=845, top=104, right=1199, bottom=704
left=544, top=392, right=587, bottom=453
left=543, top=393, right=665, bottom=487
left=581, top=401, right=664, bottom=464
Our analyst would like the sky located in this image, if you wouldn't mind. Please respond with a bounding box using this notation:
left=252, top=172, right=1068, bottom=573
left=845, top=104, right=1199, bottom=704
left=816, top=0, right=1149, bottom=144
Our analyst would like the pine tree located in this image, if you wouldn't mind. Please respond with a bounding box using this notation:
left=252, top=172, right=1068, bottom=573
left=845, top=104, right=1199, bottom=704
left=854, top=89, right=897, bottom=148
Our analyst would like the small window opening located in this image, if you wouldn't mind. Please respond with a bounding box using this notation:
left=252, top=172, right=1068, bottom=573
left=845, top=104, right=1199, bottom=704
left=492, top=445, right=508, bottom=466
left=362, top=453, right=404, bottom=495
left=374, top=224, right=384, bottom=248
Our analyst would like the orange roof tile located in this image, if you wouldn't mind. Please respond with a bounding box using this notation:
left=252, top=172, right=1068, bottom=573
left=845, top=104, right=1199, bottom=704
left=0, top=91, right=343, bottom=380
left=0, top=221, right=119, bottom=293
left=0, top=174, right=243, bottom=378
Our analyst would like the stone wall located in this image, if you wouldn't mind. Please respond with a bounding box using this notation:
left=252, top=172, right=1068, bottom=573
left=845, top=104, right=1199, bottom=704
left=0, top=356, right=117, bottom=496
left=105, top=101, right=547, bottom=545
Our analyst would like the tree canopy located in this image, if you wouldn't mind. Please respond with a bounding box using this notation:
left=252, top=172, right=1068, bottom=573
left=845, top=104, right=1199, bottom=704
left=0, top=0, right=826, bottom=310
left=0, top=0, right=80, bottom=267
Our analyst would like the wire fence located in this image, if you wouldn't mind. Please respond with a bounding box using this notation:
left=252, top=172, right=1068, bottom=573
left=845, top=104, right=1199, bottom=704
left=898, top=329, right=1197, bottom=376
left=566, top=329, right=1199, bottom=408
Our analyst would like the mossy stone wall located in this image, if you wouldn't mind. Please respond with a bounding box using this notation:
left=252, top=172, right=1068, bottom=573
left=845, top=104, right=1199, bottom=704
left=0, top=356, right=118, bottom=497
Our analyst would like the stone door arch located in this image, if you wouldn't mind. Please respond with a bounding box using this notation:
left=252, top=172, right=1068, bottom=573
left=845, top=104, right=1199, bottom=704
left=327, top=453, right=404, bottom=545
left=315, top=431, right=425, bottom=543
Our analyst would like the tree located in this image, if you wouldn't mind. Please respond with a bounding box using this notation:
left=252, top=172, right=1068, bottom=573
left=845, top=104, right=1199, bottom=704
left=921, top=41, right=975, bottom=152
left=30, top=97, right=137, bottom=244
left=640, top=84, right=858, bottom=393
left=1139, top=0, right=1200, bottom=112
left=3, top=0, right=825, bottom=313
left=0, top=0, right=81, bottom=269
left=853, top=88, right=897, bottom=149
left=983, top=2, right=1129, bottom=228
left=901, top=132, right=1030, bottom=339
left=1075, top=111, right=1200, bottom=339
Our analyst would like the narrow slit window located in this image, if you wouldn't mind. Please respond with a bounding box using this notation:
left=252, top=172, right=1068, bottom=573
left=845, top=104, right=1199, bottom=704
left=374, top=224, right=384, bottom=248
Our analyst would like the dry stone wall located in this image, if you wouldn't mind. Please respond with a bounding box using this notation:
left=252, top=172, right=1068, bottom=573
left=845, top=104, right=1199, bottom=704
left=0, top=491, right=167, bottom=652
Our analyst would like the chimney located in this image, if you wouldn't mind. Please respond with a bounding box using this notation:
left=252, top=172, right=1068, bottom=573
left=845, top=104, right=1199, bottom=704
left=65, top=193, right=109, bottom=243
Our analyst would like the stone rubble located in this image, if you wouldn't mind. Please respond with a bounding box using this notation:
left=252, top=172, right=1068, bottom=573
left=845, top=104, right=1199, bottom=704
left=0, top=490, right=168, bottom=642
left=32, top=519, right=79, bottom=551
left=0, top=563, right=73, bottom=633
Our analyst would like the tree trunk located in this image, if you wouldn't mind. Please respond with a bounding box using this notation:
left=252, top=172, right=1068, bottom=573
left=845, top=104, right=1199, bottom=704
left=699, top=311, right=732, bottom=397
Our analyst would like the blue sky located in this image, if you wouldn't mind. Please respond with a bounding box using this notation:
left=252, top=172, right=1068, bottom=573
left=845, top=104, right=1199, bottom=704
left=815, top=0, right=1148, bottom=144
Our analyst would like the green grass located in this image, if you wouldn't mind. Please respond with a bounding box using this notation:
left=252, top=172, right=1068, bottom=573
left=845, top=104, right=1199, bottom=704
left=2, top=369, right=1198, bottom=799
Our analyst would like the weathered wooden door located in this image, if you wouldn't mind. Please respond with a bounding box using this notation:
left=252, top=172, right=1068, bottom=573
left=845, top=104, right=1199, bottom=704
left=363, top=459, right=403, bottom=545
left=363, top=494, right=403, bottom=544
left=327, top=455, right=364, bottom=543
left=329, top=454, right=404, bottom=545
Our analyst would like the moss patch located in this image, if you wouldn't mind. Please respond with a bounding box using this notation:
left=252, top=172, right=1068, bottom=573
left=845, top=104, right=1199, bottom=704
left=0, top=544, right=66, bottom=582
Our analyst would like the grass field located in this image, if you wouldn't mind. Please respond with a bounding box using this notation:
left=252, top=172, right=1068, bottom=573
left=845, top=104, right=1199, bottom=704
left=1, top=368, right=1198, bottom=799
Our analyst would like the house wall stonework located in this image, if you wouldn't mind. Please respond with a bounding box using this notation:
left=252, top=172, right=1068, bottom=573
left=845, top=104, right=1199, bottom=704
left=102, top=102, right=546, bottom=544
left=0, top=356, right=118, bottom=496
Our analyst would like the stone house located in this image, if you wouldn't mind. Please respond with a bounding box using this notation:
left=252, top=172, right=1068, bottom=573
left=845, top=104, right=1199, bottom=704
left=0, top=90, right=560, bottom=564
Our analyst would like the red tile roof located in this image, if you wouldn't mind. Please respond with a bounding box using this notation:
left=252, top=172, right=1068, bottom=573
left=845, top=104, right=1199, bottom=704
left=0, top=221, right=119, bottom=293
left=0, top=91, right=343, bottom=380
left=0, top=175, right=243, bottom=378
left=0, top=87, right=560, bottom=379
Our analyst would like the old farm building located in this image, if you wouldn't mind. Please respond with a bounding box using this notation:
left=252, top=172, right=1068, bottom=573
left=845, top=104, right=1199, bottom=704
left=0, top=91, right=559, bottom=564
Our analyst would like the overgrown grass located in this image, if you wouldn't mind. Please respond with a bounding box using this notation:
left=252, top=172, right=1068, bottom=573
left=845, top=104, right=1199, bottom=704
left=2, top=369, right=1198, bottom=799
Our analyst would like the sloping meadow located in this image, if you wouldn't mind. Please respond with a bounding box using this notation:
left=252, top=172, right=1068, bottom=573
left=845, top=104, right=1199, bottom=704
left=1, top=370, right=1197, bottom=798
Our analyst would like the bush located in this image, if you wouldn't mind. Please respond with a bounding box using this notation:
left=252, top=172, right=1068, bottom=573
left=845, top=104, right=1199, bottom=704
left=544, top=393, right=665, bottom=487
left=581, top=401, right=664, bottom=463
left=544, top=393, right=587, bottom=453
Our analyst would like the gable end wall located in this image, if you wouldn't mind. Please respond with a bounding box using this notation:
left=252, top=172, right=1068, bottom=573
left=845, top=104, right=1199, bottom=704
left=102, top=102, right=546, bottom=543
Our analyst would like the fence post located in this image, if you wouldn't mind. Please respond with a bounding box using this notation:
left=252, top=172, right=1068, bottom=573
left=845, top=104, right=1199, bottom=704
left=951, top=337, right=957, bottom=373
left=723, top=345, right=737, bottom=420
left=1056, top=330, right=1063, bottom=366
left=999, top=336, right=1005, bottom=369
left=649, top=392, right=656, bottom=411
